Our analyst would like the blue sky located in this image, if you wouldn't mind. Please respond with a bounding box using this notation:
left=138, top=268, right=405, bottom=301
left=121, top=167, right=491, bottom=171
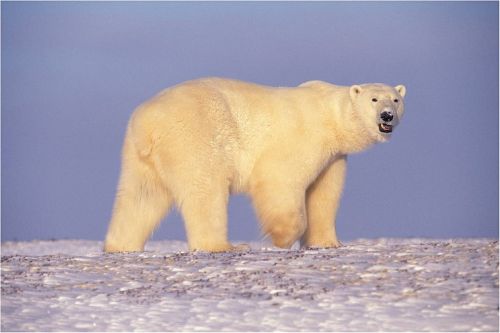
left=2, top=2, right=498, bottom=242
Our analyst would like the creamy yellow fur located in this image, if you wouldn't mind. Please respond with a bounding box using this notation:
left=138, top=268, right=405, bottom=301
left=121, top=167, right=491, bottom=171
left=104, top=78, right=406, bottom=252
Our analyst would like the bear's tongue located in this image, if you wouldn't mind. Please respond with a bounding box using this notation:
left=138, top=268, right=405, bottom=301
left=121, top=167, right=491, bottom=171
left=379, top=123, right=393, bottom=133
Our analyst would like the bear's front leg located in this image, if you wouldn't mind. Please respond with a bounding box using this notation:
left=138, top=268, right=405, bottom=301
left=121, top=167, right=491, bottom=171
left=250, top=181, right=307, bottom=249
left=302, top=155, right=347, bottom=248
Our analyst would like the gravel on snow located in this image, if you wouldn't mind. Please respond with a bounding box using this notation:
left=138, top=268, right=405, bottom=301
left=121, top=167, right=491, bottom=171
left=1, top=238, right=498, bottom=331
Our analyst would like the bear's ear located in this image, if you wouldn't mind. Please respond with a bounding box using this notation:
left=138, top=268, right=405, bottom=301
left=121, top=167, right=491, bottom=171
left=349, top=85, right=362, bottom=100
left=395, top=85, right=406, bottom=97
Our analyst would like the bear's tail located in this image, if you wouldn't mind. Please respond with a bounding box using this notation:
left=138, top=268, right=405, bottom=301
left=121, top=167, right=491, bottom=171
left=128, top=108, right=156, bottom=158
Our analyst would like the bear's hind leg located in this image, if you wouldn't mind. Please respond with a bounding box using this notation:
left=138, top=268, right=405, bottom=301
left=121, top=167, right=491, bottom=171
left=179, top=183, right=233, bottom=252
left=104, top=141, right=172, bottom=253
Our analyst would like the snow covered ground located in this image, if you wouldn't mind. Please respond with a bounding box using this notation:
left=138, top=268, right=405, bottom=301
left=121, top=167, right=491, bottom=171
left=1, top=238, right=498, bottom=331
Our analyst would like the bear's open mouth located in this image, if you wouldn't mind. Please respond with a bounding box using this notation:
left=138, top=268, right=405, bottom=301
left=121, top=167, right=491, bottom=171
left=378, top=123, right=393, bottom=133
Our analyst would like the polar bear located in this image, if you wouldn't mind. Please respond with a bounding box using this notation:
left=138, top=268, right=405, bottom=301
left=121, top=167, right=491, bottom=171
left=104, top=78, right=406, bottom=252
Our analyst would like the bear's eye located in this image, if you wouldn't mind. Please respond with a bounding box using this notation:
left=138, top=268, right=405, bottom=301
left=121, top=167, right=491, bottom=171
left=371, top=98, right=378, bottom=102
left=393, top=99, right=399, bottom=103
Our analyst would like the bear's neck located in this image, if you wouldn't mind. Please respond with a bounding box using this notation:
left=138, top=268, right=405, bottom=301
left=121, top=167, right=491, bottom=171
left=323, top=95, right=378, bottom=156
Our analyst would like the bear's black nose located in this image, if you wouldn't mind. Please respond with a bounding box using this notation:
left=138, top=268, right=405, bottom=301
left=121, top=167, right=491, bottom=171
left=380, top=111, right=393, bottom=122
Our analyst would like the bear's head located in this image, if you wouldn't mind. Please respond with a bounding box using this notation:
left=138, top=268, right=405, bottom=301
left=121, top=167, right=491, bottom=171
left=349, top=83, right=406, bottom=142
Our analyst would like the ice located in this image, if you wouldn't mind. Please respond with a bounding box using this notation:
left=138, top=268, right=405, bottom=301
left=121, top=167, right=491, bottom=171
left=1, top=238, right=498, bottom=331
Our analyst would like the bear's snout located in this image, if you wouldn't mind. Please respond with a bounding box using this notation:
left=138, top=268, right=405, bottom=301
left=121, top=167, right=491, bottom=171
left=380, top=111, right=394, bottom=123
left=378, top=109, right=395, bottom=133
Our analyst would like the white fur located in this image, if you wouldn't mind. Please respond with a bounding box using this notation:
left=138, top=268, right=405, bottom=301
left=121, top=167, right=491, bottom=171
left=104, top=78, right=406, bottom=252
